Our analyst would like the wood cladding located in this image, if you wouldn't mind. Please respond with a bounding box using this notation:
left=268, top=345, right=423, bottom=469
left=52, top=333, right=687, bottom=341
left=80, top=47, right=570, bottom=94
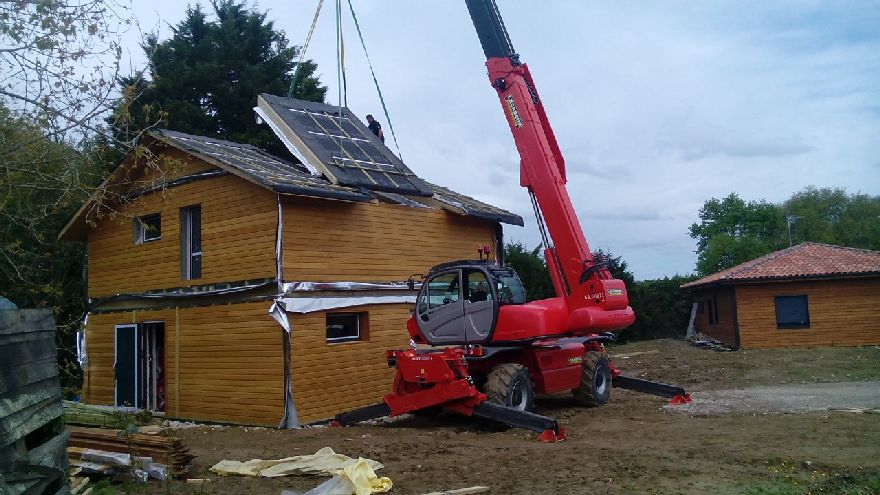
left=691, top=287, right=737, bottom=347
left=735, top=277, right=880, bottom=349
left=83, top=302, right=284, bottom=426
left=87, top=161, right=277, bottom=298
left=281, top=197, right=497, bottom=282
left=289, top=304, right=412, bottom=423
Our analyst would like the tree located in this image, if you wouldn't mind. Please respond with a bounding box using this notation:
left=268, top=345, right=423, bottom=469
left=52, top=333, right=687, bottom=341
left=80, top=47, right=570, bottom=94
left=114, top=0, right=327, bottom=157
left=689, top=193, right=785, bottom=276
left=503, top=242, right=554, bottom=301
left=783, top=187, right=880, bottom=251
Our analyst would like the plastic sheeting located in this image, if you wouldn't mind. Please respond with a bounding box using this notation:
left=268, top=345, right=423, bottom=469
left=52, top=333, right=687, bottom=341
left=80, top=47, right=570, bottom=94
left=282, top=281, right=412, bottom=293
left=280, top=296, right=416, bottom=314
left=209, top=447, right=384, bottom=478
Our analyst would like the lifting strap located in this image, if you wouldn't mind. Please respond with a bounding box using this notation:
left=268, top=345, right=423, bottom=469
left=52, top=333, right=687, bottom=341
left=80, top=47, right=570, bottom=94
left=288, top=0, right=324, bottom=98
left=345, top=0, right=403, bottom=159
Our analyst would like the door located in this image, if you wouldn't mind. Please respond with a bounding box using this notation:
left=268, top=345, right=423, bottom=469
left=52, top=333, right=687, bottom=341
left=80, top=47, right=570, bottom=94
left=463, top=269, right=496, bottom=343
left=114, top=324, right=138, bottom=407
left=416, top=270, right=466, bottom=344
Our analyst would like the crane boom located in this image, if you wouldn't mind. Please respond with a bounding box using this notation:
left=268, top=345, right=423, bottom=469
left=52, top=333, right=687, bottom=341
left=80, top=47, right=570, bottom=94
left=465, top=0, right=634, bottom=330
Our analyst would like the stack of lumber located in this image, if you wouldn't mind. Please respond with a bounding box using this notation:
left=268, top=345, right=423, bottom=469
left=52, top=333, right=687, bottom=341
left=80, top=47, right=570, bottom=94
left=67, top=426, right=193, bottom=476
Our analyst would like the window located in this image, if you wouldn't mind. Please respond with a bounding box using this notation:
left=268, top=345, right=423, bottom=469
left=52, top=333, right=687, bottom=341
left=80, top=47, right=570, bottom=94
left=326, top=312, right=367, bottom=343
left=775, top=295, right=810, bottom=329
left=134, top=214, right=161, bottom=243
left=180, top=205, right=202, bottom=280
left=426, top=272, right=461, bottom=310
left=465, top=270, right=492, bottom=303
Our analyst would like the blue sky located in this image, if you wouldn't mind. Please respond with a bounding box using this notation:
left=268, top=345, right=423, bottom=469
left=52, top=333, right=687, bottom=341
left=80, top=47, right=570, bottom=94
left=124, top=1, right=880, bottom=279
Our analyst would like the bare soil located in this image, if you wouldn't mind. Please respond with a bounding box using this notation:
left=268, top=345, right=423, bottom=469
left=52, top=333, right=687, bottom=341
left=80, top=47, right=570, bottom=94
left=158, top=340, right=880, bottom=495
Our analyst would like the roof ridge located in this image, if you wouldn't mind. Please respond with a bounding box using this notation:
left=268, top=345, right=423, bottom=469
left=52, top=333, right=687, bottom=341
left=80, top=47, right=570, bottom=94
left=798, top=241, right=880, bottom=256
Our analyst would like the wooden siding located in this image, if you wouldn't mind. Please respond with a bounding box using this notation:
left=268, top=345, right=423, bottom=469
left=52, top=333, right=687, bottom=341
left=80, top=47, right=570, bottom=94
left=87, top=154, right=278, bottom=298
left=281, top=197, right=497, bottom=282
left=691, top=287, right=738, bottom=347
left=83, top=302, right=284, bottom=426
left=290, top=304, right=412, bottom=423
left=735, top=277, right=880, bottom=349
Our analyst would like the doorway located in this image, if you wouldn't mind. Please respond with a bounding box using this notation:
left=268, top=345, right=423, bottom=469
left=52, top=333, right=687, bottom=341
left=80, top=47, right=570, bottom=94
left=114, top=322, right=165, bottom=411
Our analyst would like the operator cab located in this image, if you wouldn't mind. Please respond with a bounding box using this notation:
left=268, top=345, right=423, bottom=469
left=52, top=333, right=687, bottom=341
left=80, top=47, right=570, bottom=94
left=414, top=261, right=526, bottom=345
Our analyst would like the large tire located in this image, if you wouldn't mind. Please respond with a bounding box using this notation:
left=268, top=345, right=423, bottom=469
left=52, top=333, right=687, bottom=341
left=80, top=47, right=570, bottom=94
left=486, top=363, right=535, bottom=412
left=573, top=351, right=611, bottom=407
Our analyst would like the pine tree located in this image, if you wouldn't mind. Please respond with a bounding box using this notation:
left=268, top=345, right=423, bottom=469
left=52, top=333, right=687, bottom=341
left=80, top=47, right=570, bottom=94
left=113, top=0, right=326, bottom=157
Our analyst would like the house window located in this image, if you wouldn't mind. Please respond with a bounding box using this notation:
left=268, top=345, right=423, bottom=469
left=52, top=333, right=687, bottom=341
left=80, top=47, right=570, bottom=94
left=326, top=312, right=367, bottom=343
left=180, top=205, right=201, bottom=280
left=775, top=295, right=810, bottom=329
left=134, top=214, right=161, bottom=243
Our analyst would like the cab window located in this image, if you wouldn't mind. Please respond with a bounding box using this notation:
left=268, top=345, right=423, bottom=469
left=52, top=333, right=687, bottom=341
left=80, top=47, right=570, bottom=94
left=465, top=270, right=492, bottom=303
left=495, top=272, right=526, bottom=305
left=418, top=272, right=461, bottom=313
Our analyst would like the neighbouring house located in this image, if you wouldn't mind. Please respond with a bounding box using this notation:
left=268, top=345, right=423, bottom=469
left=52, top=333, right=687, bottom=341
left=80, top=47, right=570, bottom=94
left=682, top=242, right=880, bottom=349
left=60, top=95, right=523, bottom=426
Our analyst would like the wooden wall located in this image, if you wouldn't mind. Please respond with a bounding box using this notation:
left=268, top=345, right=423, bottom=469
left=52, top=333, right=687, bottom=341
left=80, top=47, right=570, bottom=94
left=691, top=286, right=738, bottom=347
left=87, top=153, right=278, bottom=298
left=289, top=304, right=412, bottom=423
left=735, top=277, right=880, bottom=349
left=281, top=197, right=497, bottom=282
left=83, top=302, right=285, bottom=426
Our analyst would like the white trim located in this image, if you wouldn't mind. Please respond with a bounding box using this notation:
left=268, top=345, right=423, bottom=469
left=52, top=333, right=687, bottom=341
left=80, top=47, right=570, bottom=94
left=331, top=156, right=396, bottom=169
left=253, top=106, right=321, bottom=175
left=307, top=130, right=369, bottom=142
left=280, top=295, right=415, bottom=313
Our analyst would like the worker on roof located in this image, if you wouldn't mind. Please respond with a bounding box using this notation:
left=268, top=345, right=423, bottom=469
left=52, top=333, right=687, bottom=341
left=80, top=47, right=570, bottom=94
left=365, top=114, right=385, bottom=143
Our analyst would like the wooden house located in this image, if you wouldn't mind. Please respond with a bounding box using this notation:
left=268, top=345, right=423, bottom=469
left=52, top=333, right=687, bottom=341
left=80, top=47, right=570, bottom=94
left=59, top=96, right=522, bottom=426
left=682, top=242, right=880, bottom=349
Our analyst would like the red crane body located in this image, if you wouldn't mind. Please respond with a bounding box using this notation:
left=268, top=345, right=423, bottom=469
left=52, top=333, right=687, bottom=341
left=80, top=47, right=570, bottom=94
left=336, top=1, right=689, bottom=438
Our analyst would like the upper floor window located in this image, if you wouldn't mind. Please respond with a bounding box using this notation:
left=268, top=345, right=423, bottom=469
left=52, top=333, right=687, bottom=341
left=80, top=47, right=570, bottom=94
left=180, top=205, right=201, bottom=280
left=134, top=214, right=161, bottom=244
left=775, top=295, right=810, bottom=329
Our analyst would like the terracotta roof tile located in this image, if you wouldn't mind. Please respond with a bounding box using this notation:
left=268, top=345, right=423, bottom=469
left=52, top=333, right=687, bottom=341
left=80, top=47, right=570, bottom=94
left=682, top=242, right=880, bottom=289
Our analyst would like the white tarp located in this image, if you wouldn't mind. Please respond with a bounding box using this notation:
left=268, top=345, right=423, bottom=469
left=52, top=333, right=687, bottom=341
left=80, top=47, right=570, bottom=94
left=280, top=296, right=415, bottom=314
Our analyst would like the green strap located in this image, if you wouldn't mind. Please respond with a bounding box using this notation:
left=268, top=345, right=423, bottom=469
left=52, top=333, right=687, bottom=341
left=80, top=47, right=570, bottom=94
left=345, top=0, right=403, bottom=159
left=289, top=0, right=325, bottom=98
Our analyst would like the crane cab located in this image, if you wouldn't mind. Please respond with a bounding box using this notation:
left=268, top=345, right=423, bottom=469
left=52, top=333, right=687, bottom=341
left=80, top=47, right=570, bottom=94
left=410, top=261, right=526, bottom=346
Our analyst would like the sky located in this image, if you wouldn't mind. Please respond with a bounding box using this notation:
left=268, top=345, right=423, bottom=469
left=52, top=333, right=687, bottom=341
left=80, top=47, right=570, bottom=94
left=122, top=1, right=880, bottom=280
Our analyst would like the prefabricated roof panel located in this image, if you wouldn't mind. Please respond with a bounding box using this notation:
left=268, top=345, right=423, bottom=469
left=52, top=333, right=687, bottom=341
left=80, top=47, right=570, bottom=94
left=257, top=94, right=434, bottom=196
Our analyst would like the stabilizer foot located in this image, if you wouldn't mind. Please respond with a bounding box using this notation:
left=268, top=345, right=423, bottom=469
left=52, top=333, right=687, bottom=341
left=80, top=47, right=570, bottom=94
left=669, top=393, right=692, bottom=405
left=537, top=427, right=566, bottom=442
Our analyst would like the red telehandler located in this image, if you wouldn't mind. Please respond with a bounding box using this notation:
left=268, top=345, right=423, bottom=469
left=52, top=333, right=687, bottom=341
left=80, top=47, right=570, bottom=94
left=335, top=0, right=690, bottom=441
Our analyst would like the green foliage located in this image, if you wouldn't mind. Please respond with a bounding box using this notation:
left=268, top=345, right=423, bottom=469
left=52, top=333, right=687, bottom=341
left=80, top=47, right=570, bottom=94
left=503, top=242, right=554, bottom=301
left=594, top=248, right=635, bottom=287
left=112, top=0, right=326, bottom=158
left=621, top=275, right=697, bottom=343
left=743, top=459, right=880, bottom=495
left=0, top=103, right=105, bottom=390
left=690, top=188, right=880, bottom=276
left=689, top=193, right=785, bottom=276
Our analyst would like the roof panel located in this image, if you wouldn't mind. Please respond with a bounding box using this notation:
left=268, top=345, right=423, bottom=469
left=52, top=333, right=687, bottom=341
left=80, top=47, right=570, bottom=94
left=257, top=94, right=434, bottom=196
left=150, top=129, right=372, bottom=202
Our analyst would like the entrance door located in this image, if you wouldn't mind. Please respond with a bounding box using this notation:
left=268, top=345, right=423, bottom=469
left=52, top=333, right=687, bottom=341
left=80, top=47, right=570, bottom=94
left=114, top=324, right=138, bottom=407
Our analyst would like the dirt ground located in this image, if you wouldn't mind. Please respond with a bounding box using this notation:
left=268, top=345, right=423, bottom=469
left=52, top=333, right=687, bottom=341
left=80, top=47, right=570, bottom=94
left=158, top=339, right=880, bottom=495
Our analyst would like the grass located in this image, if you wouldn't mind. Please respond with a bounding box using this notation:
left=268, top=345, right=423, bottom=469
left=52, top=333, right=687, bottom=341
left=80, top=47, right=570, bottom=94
left=742, top=459, right=880, bottom=495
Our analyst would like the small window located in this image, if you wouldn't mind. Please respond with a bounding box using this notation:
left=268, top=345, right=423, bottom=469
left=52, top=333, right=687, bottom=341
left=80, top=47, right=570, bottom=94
left=425, top=272, right=461, bottom=310
left=775, top=295, right=810, bottom=329
left=465, top=270, right=492, bottom=303
left=180, top=205, right=201, bottom=280
left=134, top=214, right=161, bottom=243
left=326, top=312, right=367, bottom=343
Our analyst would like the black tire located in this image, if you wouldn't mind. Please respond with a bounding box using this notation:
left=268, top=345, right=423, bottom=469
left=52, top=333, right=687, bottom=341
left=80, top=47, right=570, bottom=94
left=573, top=351, right=611, bottom=407
left=486, top=363, right=535, bottom=412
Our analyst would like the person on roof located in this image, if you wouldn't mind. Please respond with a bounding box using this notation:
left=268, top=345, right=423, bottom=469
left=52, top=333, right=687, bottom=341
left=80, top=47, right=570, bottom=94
left=365, top=114, right=385, bottom=143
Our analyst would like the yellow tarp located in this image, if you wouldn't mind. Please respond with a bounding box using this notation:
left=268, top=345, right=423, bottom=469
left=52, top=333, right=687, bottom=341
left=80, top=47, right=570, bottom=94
left=209, top=447, right=392, bottom=495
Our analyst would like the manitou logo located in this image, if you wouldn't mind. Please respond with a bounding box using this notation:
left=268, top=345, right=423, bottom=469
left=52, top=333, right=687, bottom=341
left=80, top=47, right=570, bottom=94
left=505, top=95, right=523, bottom=128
